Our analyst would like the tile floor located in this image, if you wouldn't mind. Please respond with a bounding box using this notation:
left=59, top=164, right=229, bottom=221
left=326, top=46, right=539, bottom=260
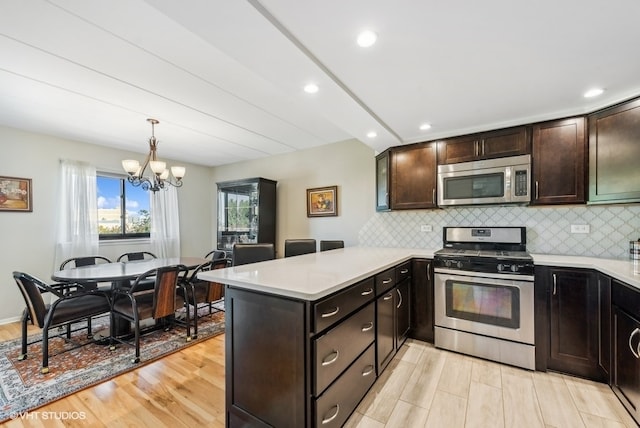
left=345, top=339, right=638, bottom=428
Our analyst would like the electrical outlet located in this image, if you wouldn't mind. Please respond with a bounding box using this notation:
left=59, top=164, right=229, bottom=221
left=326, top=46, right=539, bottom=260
left=570, top=224, right=590, bottom=234
left=420, top=225, right=432, bottom=232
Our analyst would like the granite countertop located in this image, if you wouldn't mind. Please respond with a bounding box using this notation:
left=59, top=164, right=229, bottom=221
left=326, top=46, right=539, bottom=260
left=198, top=246, right=640, bottom=300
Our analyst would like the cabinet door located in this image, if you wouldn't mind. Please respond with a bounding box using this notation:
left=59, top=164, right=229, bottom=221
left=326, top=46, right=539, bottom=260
left=390, top=142, right=437, bottom=209
left=613, top=307, right=640, bottom=425
left=410, top=259, right=434, bottom=343
left=589, top=97, right=640, bottom=203
left=480, top=126, right=530, bottom=159
left=548, top=268, right=602, bottom=380
left=532, top=117, right=586, bottom=204
left=376, top=290, right=395, bottom=374
left=436, top=134, right=479, bottom=164
left=396, top=279, right=410, bottom=348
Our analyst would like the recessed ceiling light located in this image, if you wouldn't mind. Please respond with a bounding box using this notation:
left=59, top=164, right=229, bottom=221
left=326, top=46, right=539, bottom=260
left=584, top=88, right=604, bottom=98
left=357, top=30, right=377, bottom=48
left=367, top=131, right=377, bottom=139
left=303, top=83, right=319, bottom=94
left=419, top=123, right=432, bottom=131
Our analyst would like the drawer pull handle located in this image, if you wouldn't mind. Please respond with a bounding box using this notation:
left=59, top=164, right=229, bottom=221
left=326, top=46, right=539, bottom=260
left=322, top=404, right=340, bottom=425
left=362, top=365, right=375, bottom=377
left=361, top=322, right=374, bottom=332
left=322, top=350, right=339, bottom=366
left=321, top=307, right=340, bottom=318
left=382, top=278, right=393, bottom=284
left=396, top=288, right=403, bottom=309
left=630, top=328, right=640, bottom=359
left=383, top=293, right=393, bottom=301
left=361, top=288, right=374, bottom=296
left=400, top=269, right=409, bottom=274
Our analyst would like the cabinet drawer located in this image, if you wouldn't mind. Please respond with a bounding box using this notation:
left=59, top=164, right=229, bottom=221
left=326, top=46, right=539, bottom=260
left=314, top=277, right=375, bottom=333
left=612, top=279, right=640, bottom=318
left=314, top=344, right=376, bottom=428
left=396, top=261, right=411, bottom=283
left=314, top=302, right=375, bottom=396
left=375, top=267, right=396, bottom=295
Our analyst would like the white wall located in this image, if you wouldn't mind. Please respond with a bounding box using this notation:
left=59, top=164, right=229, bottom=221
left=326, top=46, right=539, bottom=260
left=210, top=139, right=376, bottom=257
left=0, top=126, right=213, bottom=322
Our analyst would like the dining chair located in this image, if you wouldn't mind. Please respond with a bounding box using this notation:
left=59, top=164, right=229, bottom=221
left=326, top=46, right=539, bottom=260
left=205, top=250, right=227, bottom=260
left=12, top=271, right=111, bottom=374
left=284, top=239, right=317, bottom=257
left=109, top=264, right=191, bottom=363
left=58, top=255, right=113, bottom=293
left=116, top=251, right=157, bottom=262
left=232, top=243, right=275, bottom=266
left=59, top=256, right=112, bottom=270
left=320, top=240, right=345, bottom=251
left=180, top=258, right=227, bottom=338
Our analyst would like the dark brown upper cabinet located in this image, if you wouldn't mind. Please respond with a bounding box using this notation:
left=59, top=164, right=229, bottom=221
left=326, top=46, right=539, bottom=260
left=589, top=97, right=640, bottom=204
left=531, top=117, right=587, bottom=205
left=437, top=125, right=530, bottom=165
left=390, top=142, right=437, bottom=210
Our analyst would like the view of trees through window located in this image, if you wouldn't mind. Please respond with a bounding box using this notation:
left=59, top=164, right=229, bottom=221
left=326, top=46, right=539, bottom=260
left=97, top=175, right=151, bottom=238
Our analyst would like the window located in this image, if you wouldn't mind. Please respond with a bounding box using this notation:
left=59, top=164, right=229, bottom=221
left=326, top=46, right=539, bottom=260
left=97, top=174, right=150, bottom=239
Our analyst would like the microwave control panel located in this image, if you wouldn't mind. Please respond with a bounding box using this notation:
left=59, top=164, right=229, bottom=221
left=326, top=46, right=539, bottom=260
left=514, top=170, right=528, bottom=196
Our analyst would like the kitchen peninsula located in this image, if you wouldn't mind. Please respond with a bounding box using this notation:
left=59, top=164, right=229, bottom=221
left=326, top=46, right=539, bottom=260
left=199, top=247, right=640, bottom=427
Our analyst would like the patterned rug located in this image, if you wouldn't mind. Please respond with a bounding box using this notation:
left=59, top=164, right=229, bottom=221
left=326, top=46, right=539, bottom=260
left=0, top=305, right=225, bottom=422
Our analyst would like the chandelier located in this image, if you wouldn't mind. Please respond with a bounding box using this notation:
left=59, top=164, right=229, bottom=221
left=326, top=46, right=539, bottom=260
left=121, top=118, right=185, bottom=192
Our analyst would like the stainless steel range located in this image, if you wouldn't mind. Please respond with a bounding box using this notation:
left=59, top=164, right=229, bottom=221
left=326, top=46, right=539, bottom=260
left=433, top=226, right=535, bottom=370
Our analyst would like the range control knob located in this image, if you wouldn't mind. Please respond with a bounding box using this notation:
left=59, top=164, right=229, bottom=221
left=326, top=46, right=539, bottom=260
left=456, top=261, right=463, bottom=269
left=497, top=263, right=504, bottom=272
left=511, top=264, right=519, bottom=273
left=445, top=260, right=452, bottom=268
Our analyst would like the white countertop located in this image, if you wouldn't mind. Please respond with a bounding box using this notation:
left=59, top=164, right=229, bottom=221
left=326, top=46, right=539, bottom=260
left=198, top=247, right=433, bottom=300
left=531, top=253, right=640, bottom=289
left=198, top=247, right=640, bottom=301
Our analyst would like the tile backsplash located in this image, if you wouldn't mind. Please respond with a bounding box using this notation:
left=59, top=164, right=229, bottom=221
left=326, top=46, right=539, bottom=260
left=359, top=204, right=640, bottom=259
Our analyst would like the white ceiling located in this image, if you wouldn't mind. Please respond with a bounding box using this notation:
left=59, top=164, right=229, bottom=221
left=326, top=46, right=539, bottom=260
left=1, top=0, right=639, bottom=167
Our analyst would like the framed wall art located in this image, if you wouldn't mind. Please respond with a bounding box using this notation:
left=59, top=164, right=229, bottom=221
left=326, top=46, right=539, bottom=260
left=0, top=176, right=32, bottom=212
left=307, top=185, right=337, bottom=217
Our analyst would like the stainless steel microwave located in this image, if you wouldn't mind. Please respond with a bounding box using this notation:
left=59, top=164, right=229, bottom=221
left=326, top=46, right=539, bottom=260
left=437, top=154, right=531, bottom=206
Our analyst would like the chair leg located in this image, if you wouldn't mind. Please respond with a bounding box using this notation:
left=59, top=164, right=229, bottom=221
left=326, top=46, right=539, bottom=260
left=133, top=317, right=141, bottom=364
left=41, top=327, right=50, bottom=374
left=18, top=309, right=28, bottom=360
left=185, top=303, right=193, bottom=342
left=87, top=316, right=93, bottom=339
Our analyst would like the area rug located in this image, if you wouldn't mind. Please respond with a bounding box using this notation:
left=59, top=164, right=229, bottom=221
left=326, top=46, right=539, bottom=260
left=0, top=305, right=225, bottom=422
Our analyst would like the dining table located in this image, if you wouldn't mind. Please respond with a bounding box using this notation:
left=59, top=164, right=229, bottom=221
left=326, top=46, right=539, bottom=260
left=51, top=256, right=209, bottom=338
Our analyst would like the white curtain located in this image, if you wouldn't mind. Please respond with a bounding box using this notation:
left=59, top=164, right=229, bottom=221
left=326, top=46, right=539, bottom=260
left=54, top=159, right=99, bottom=269
left=150, top=186, right=181, bottom=258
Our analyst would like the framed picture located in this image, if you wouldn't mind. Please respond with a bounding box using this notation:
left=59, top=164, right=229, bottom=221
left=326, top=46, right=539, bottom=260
left=307, top=185, right=338, bottom=217
left=0, top=176, right=32, bottom=212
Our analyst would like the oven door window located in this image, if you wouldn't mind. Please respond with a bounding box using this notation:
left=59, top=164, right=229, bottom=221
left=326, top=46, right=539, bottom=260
left=445, top=279, right=520, bottom=329
left=443, top=173, right=504, bottom=200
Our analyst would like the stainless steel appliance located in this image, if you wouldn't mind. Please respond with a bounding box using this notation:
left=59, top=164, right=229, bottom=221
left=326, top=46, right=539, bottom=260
left=437, top=154, right=531, bottom=207
left=433, top=226, right=536, bottom=369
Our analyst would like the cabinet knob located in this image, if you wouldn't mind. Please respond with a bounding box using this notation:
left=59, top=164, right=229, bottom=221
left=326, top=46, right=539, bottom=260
left=382, top=278, right=393, bottom=284
left=322, top=405, right=340, bottom=425
left=361, top=322, right=374, bottom=332
left=321, top=350, right=339, bottom=366
left=361, top=365, right=375, bottom=377
left=321, top=307, right=340, bottom=318
left=361, top=288, right=374, bottom=296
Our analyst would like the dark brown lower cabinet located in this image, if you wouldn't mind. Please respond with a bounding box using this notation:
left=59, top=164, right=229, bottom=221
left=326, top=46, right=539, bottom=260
left=538, top=267, right=607, bottom=382
left=226, top=263, right=414, bottom=427
left=396, top=278, right=410, bottom=348
left=612, top=280, right=640, bottom=426
left=410, top=259, right=434, bottom=342
left=376, top=288, right=395, bottom=374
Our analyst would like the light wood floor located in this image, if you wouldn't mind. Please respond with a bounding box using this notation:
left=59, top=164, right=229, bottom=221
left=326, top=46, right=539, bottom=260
left=1, top=323, right=637, bottom=427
